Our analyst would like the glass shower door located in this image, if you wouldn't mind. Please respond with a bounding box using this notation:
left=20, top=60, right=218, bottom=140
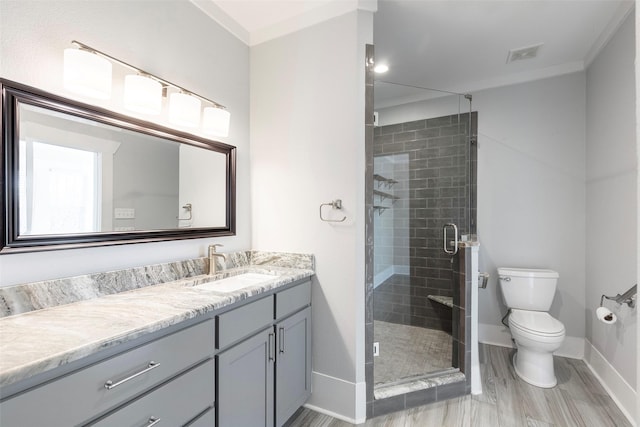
left=372, top=84, right=476, bottom=389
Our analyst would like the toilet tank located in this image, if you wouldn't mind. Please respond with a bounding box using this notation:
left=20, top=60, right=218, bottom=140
left=498, top=268, right=559, bottom=311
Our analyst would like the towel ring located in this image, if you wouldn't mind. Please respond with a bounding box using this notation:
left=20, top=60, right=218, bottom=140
left=320, top=200, right=346, bottom=222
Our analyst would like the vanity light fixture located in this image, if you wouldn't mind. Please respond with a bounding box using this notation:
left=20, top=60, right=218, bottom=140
left=123, top=74, right=162, bottom=115
left=63, top=48, right=112, bottom=99
left=63, top=40, right=230, bottom=136
left=169, top=92, right=201, bottom=128
left=202, top=106, right=231, bottom=137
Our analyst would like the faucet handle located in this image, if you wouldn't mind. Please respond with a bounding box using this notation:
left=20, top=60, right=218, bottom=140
left=208, top=243, right=224, bottom=255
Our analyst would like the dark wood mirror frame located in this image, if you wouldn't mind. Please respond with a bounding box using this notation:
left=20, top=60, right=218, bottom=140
left=1, top=79, right=236, bottom=254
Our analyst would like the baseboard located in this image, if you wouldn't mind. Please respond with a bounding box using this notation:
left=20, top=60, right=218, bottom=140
left=304, top=371, right=366, bottom=424
left=478, top=323, right=584, bottom=359
left=583, top=340, right=638, bottom=426
left=373, top=266, right=393, bottom=288
left=394, top=265, right=409, bottom=275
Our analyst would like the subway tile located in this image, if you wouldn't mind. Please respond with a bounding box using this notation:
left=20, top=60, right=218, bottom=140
left=427, top=116, right=452, bottom=127
left=374, top=133, right=393, bottom=144
left=416, top=127, right=440, bottom=138
left=440, top=124, right=466, bottom=136
left=366, top=97, right=374, bottom=126
left=393, top=131, right=417, bottom=142
left=404, top=139, right=428, bottom=151
left=452, top=339, right=459, bottom=369
left=372, top=394, right=405, bottom=417
left=366, top=361, right=374, bottom=398
left=380, top=123, right=403, bottom=135
left=436, top=381, right=467, bottom=401
left=403, top=119, right=427, bottom=131
left=426, top=136, right=454, bottom=148
left=405, top=386, right=437, bottom=408
left=381, top=142, right=405, bottom=153
left=439, top=166, right=465, bottom=177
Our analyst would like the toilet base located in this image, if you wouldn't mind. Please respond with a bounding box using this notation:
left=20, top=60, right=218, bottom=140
left=512, top=350, right=557, bottom=388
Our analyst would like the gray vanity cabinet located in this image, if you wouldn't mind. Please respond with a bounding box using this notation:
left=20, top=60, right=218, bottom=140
left=275, top=306, right=312, bottom=427
left=0, top=319, right=215, bottom=427
left=217, top=327, right=275, bottom=427
left=91, top=359, right=214, bottom=427
left=216, top=280, right=312, bottom=427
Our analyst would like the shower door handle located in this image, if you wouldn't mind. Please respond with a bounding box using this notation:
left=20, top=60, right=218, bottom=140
left=443, top=223, right=459, bottom=255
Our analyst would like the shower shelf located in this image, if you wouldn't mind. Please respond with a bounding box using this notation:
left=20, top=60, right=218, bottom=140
left=373, top=205, right=389, bottom=215
left=373, top=174, right=398, bottom=189
left=373, top=189, right=400, bottom=202
left=427, top=295, right=453, bottom=308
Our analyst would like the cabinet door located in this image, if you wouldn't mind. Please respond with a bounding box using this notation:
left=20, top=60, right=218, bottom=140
left=275, top=307, right=311, bottom=427
left=217, top=328, right=274, bottom=427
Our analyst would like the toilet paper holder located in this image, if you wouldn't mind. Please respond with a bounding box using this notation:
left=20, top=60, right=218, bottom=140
left=600, top=284, right=637, bottom=309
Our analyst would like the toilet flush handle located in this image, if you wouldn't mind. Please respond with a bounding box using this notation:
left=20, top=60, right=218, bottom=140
left=499, top=276, right=511, bottom=282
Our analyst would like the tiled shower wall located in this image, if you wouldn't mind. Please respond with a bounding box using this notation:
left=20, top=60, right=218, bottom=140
left=373, top=113, right=477, bottom=332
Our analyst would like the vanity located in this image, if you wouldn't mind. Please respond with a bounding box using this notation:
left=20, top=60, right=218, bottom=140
left=0, top=81, right=313, bottom=425
left=0, top=252, right=314, bottom=426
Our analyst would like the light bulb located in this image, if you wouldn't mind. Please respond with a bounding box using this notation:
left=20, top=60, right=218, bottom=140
left=202, top=107, right=231, bottom=137
left=63, top=48, right=112, bottom=99
left=169, top=93, right=201, bottom=128
left=123, top=75, right=162, bottom=115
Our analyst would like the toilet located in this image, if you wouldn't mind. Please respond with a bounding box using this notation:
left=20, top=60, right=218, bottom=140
left=498, top=268, right=565, bottom=388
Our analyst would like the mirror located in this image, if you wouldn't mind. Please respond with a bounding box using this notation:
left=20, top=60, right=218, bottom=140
left=1, top=79, right=236, bottom=253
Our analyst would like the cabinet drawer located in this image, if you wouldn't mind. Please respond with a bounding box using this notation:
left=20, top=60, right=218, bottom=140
left=275, top=281, right=311, bottom=319
left=217, top=296, right=273, bottom=349
left=186, top=406, right=215, bottom=427
left=91, top=359, right=214, bottom=426
left=0, top=319, right=214, bottom=427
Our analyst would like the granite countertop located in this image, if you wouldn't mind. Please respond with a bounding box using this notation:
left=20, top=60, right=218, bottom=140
left=0, top=252, right=314, bottom=389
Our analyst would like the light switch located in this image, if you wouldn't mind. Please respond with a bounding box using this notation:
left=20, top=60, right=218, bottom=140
left=114, top=208, right=135, bottom=219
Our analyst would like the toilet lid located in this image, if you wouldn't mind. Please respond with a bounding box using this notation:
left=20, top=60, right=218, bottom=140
left=509, top=309, right=565, bottom=336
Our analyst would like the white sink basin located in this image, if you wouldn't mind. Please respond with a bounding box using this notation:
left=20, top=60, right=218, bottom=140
left=194, top=273, right=277, bottom=293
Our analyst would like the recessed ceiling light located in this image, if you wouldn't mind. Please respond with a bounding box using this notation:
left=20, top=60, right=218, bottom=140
left=374, top=64, right=389, bottom=73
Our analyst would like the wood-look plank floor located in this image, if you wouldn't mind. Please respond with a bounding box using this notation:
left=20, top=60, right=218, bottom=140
left=287, top=344, right=632, bottom=427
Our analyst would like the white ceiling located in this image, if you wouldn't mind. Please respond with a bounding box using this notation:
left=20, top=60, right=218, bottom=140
left=213, top=0, right=337, bottom=33
left=374, top=0, right=634, bottom=107
left=202, top=0, right=634, bottom=105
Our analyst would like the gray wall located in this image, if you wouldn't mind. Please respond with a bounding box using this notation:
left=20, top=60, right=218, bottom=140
left=585, top=12, right=636, bottom=389
left=250, top=10, right=373, bottom=422
left=0, top=0, right=250, bottom=286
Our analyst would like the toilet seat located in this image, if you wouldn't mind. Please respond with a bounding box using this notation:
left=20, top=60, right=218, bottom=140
left=509, top=309, right=565, bottom=337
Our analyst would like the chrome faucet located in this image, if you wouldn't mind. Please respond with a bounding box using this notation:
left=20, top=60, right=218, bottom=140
left=208, top=244, right=227, bottom=275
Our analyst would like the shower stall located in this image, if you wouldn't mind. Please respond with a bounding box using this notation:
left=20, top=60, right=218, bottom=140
left=365, top=78, right=477, bottom=411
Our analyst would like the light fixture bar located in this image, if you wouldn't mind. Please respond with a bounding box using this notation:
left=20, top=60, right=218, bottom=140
left=70, top=40, right=227, bottom=110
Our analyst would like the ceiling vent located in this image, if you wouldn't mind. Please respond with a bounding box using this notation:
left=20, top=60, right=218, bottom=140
left=506, top=43, right=543, bottom=63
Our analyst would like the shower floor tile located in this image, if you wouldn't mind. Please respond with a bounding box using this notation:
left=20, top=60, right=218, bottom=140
left=374, top=320, right=452, bottom=385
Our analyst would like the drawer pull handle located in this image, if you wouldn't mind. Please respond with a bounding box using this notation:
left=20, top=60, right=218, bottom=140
left=146, top=417, right=161, bottom=427
left=104, top=361, right=161, bottom=390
